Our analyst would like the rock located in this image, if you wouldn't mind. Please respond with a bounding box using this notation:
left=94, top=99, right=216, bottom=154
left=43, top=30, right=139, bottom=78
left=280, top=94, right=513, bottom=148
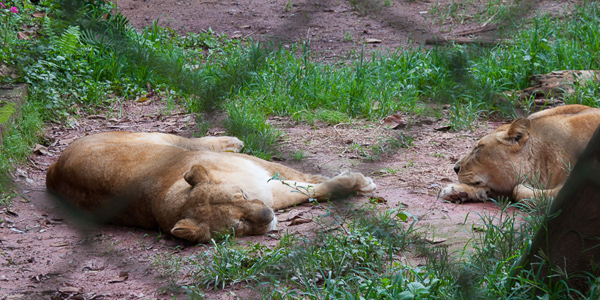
left=0, top=84, right=27, bottom=145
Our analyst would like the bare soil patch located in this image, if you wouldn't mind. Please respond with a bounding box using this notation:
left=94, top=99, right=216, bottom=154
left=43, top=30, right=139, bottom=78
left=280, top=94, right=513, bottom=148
left=1, top=97, right=503, bottom=299
left=117, top=0, right=572, bottom=58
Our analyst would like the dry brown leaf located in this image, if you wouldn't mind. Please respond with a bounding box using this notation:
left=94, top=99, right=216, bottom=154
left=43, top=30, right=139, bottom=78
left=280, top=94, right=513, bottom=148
left=17, top=32, right=29, bottom=40
left=33, top=144, right=49, bottom=155
left=285, top=209, right=304, bottom=221
left=383, top=113, right=406, bottom=129
left=51, top=242, right=68, bottom=247
left=434, top=126, right=452, bottom=131
left=108, top=271, right=128, bottom=283
left=32, top=12, right=46, bottom=18
left=369, top=196, right=387, bottom=204
left=289, top=217, right=312, bottom=226
left=425, top=237, right=447, bottom=244
left=58, top=286, right=81, bottom=294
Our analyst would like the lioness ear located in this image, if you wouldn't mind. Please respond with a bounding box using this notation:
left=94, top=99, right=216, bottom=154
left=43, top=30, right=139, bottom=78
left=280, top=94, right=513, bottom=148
left=506, top=118, right=531, bottom=146
left=171, top=218, right=211, bottom=243
left=183, top=165, right=211, bottom=186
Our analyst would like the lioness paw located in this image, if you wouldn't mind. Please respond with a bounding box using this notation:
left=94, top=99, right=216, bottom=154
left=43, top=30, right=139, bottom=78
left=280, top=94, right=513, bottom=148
left=215, top=136, right=244, bottom=152
left=355, top=174, right=376, bottom=195
left=198, top=136, right=244, bottom=152
left=440, top=183, right=489, bottom=203
left=334, top=171, right=376, bottom=195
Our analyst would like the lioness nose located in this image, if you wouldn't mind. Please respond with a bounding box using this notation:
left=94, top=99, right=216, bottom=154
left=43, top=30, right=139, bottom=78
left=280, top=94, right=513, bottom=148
left=454, top=165, right=460, bottom=174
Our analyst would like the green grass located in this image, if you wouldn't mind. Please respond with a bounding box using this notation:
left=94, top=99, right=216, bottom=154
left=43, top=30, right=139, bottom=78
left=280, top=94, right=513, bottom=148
left=151, top=199, right=585, bottom=299
left=154, top=205, right=420, bottom=298
left=3, top=0, right=599, bottom=169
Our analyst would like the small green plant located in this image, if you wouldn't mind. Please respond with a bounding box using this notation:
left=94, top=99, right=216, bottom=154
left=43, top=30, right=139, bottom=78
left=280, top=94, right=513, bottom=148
left=343, top=31, right=353, bottom=42
left=292, top=149, right=306, bottom=161
left=380, top=166, right=399, bottom=175
left=365, top=133, right=413, bottom=161
left=153, top=251, right=188, bottom=292
left=285, top=0, right=293, bottom=12
left=431, top=152, right=445, bottom=159
left=0, top=2, right=20, bottom=47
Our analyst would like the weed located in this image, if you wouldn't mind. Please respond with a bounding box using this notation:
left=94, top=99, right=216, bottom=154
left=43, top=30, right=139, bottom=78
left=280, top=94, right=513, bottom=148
left=380, top=166, right=399, bottom=175
left=292, top=149, right=306, bottom=161
left=153, top=251, right=187, bottom=291
left=431, top=152, right=445, bottom=159
left=343, top=31, right=353, bottom=42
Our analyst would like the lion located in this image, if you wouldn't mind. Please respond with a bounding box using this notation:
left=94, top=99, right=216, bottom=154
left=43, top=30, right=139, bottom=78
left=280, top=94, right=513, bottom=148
left=440, top=104, right=600, bottom=203
left=46, top=131, right=376, bottom=243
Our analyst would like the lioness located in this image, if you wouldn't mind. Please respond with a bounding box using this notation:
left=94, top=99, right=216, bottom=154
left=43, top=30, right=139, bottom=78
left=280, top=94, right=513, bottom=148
left=46, top=132, right=376, bottom=243
left=441, top=104, right=600, bottom=203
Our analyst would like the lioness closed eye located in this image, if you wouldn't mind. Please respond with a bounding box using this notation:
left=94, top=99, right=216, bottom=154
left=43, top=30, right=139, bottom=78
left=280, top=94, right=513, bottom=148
left=46, top=131, right=376, bottom=243
left=441, top=104, right=600, bottom=204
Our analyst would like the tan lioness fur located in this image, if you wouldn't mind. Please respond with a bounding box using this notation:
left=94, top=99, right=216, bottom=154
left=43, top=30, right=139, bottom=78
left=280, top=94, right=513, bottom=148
left=46, top=132, right=376, bottom=243
left=441, top=105, right=600, bottom=203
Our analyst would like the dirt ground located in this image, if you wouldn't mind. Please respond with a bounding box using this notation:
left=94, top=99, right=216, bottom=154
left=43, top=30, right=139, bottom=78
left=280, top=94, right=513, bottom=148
left=0, top=97, right=506, bottom=299
left=0, top=0, right=576, bottom=299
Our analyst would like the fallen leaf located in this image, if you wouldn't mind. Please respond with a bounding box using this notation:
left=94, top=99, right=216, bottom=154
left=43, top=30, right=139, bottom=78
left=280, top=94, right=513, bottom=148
left=58, top=286, right=81, bottom=294
left=137, top=96, right=148, bottom=103
left=383, top=113, right=406, bottom=129
left=365, top=38, right=382, bottom=44
left=32, top=12, right=46, bottom=18
left=425, top=237, right=447, bottom=244
left=17, top=32, right=29, bottom=40
left=369, top=196, right=387, bottom=204
left=10, top=228, right=25, bottom=234
left=15, top=168, right=27, bottom=178
left=108, top=272, right=128, bottom=283
left=434, top=125, right=452, bottom=131
left=51, top=242, right=69, bottom=247
left=33, top=144, right=49, bottom=155
left=289, top=217, right=312, bottom=226
left=285, top=209, right=304, bottom=221
left=239, top=25, right=251, bottom=29
left=230, top=33, right=243, bottom=39
left=5, top=209, right=18, bottom=217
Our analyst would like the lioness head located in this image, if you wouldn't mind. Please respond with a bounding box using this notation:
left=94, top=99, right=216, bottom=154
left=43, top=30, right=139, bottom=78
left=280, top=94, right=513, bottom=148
left=170, top=165, right=276, bottom=243
left=453, top=118, right=532, bottom=197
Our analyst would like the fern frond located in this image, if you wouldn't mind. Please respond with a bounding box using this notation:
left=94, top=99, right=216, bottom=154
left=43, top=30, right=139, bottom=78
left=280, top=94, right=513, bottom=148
left=55, top=25, right=82, bottom=55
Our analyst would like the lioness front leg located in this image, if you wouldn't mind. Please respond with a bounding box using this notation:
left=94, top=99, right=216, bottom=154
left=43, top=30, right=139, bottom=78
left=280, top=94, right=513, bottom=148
left=513, top=184, right=562, bottom=203
left=270, top=171, right=376, bottom=210
left=440, top=183, right=490, bottom=203
left=183, top=136, right=244, bottom=152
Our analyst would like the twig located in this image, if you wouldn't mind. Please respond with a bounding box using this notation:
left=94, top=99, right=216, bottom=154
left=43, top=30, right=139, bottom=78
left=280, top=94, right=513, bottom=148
left=333, top=122, right=351, bottom=136
left=425, top=36, right=511, bottom=46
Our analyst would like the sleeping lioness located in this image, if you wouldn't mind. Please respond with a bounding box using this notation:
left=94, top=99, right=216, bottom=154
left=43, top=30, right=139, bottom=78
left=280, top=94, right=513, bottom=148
left=46, top=132, right=376, bottom=243
left=441, top=104, right=600, bottom=203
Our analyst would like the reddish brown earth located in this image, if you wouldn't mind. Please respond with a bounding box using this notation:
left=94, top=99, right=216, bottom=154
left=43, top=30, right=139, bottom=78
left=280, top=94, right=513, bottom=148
left=0, top=98, right=505, bottom=299
left=0, top=0, right=574, bottom=299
